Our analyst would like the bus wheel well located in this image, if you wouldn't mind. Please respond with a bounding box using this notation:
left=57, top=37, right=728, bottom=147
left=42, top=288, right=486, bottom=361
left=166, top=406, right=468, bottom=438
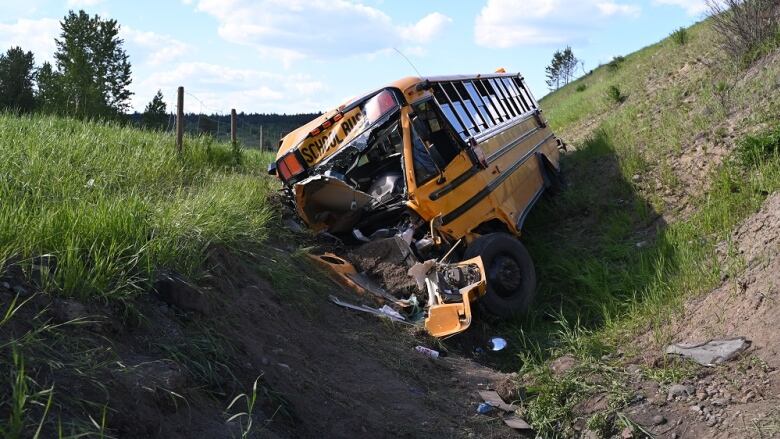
left=473, top=219, right=514, bottom=237
left=538, top=152, right=562, bottom=194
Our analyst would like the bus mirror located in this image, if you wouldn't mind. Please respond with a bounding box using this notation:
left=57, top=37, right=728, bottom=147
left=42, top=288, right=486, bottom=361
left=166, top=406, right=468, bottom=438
left=411, top=114, right=431, bottom=142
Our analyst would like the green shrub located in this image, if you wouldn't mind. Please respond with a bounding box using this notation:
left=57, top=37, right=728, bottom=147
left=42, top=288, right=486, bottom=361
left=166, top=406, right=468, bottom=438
left=576, top=84, right=587, bottom=92
left=670, top=27, right=689, bottom=45
left=735, top=125, right=780, bottom=167
left=606, top=85, right=627, bottom=104
left=607, top=56, right=625, bottom=72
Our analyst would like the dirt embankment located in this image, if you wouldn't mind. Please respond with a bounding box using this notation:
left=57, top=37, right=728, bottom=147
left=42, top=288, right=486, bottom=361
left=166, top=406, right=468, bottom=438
left=1, top=239, right=522, bottom=438
left=609, top=192, right=780, bottom=438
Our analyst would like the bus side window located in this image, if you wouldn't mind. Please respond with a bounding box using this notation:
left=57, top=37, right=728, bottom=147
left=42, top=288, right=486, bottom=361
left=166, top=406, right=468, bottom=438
left=412, top=101, right=460, bottom=169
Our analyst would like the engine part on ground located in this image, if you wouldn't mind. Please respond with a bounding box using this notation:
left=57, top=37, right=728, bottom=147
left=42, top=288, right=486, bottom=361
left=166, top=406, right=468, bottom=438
left=408, top=256, right=486, bottom=338
left=307, top=253, right=408, bottom=306
left=313, top=250, right=485, bottom=337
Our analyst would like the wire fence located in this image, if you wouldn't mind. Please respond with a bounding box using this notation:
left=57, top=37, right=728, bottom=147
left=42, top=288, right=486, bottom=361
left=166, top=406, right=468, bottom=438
left=153, top=87, right=298, bottom=153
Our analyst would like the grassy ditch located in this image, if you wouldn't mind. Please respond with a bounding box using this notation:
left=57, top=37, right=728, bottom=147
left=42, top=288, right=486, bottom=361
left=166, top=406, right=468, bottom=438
left=0, top=114, right=276, bottom=302
left=0, top=114, right=284, bottom=436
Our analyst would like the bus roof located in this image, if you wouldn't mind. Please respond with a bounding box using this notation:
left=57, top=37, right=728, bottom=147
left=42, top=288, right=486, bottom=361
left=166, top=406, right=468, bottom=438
left=276, top=72, right=525, bottom=160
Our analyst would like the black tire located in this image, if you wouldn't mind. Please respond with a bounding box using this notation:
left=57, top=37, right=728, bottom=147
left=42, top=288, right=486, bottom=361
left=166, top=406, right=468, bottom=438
left=464, top=233, right=536, bottom=318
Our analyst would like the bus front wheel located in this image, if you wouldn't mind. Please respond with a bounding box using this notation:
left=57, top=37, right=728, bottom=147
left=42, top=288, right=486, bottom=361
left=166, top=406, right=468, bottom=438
left=464, top=233, right=537, bottom=318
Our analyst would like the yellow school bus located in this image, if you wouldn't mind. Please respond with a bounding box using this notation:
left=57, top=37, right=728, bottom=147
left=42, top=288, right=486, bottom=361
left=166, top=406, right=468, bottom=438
left=272, top=72, right=563, bottom=329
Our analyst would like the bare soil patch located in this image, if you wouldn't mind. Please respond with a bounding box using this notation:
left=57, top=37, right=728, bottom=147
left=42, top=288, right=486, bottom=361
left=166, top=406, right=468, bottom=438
left=0, top=239, right=522, bottom=438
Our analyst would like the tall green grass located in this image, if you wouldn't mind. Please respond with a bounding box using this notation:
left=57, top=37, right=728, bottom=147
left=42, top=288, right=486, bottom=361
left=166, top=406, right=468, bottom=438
left=0, top=114, right=276, bottom=301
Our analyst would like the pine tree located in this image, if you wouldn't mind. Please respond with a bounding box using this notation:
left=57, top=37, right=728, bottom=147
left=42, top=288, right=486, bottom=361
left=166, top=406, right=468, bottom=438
left=142, top=90, right=168, bottom=130
left=545, top=47, right=580, bottom=91
left=0, top=47, right=36, bottom=113
left=560, top=47, right=579, bottom=86
left=545, top=50, right=563, bottom=91
left=54, top=10, right=132, bottom=118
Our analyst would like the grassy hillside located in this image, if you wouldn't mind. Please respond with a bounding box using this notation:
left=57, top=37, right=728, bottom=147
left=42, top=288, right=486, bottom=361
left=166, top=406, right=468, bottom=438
left=505, top=18, right=780, bottom=436
left=0, top=115, right=275, bottom=302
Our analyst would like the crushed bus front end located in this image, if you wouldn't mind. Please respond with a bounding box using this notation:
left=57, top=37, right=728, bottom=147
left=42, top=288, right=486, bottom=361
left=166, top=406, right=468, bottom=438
left=271, top=73, right=563, bottom=337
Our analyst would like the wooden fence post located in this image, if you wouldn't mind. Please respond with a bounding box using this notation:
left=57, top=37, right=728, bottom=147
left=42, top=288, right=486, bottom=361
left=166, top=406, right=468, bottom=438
left=231, top=109, right=237, bottom=146
left=176, top=86, right=184, bottom=153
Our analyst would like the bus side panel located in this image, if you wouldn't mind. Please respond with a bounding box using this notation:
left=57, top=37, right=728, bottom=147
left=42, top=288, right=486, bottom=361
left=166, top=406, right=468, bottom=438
left=410, top=124, right=557, bottom=238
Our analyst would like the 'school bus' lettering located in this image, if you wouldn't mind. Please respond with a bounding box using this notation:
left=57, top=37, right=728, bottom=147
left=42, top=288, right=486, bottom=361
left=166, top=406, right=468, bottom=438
left=299, top=109, right=364, bottom=165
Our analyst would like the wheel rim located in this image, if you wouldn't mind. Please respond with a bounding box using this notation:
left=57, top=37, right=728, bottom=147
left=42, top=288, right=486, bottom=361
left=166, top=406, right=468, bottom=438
left=487, top=253, right=522, bottom=298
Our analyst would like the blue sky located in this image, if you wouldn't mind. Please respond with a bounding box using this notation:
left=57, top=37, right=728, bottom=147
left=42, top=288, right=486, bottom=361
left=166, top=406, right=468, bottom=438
left=0, top=0, right=709, bottom=114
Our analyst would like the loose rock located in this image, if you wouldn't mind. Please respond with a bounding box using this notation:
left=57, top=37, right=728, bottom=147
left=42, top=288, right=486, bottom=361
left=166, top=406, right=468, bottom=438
left=668, top=384, right=694, bottom=400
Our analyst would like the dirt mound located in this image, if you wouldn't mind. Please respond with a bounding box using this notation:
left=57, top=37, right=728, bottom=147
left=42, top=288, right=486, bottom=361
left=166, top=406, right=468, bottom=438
left=0, top=241, right=520, bottom=438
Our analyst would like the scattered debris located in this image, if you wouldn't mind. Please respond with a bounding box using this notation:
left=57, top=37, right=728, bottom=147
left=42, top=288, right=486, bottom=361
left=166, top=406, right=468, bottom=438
left=328, top=295, right=409, bottom=324
left=414, top=345, right=443, bottom=359
left=475, top=390, right=532, bottom=431
left=309, top=253, right=405, bottom=304
left=664, top=337, right=751, bottom=366
left=378, top=304, right=404, bottom=320
left=477, top=402, right=496, bottom=414
left=407, top=257, right=486, bottom=337
left=502, top=414, right=532, bottom=430
left=477, top=390, right=518, bottom=412
left=487, top=337, right=507, bottom=351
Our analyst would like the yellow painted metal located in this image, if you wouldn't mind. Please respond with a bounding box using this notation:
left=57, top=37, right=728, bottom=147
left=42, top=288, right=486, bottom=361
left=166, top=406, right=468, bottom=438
left=424, top=256, right=486, bottom=338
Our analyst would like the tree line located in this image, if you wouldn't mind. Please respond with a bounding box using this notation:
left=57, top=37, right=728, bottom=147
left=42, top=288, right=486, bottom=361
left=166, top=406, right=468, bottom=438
left=1, top=10, right=131, bottom=119
left=0, top=9, right=322, bottom=140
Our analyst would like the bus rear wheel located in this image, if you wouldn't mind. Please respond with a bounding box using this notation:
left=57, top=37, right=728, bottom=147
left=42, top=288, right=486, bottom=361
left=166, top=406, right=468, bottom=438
left=464, top=233, right=536, bottom=318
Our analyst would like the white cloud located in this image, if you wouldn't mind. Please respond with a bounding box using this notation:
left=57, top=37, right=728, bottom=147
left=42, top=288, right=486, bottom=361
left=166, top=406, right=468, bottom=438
left=401, top=12, right=452, bottom=44
left=475, top=0, right=641, bottom=48
left=133, top=62, right=327, bottom=113
left=0, top=18, right=60, bottom=63
left=652, top=0, right=708, bottom=15
left=121, top=27, right=191, bottom=66
left=597, top=1, right=641, bottom=16
left=194, top=0, right=450, bottom=61
left=67, top=0, right=104, bottom=6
